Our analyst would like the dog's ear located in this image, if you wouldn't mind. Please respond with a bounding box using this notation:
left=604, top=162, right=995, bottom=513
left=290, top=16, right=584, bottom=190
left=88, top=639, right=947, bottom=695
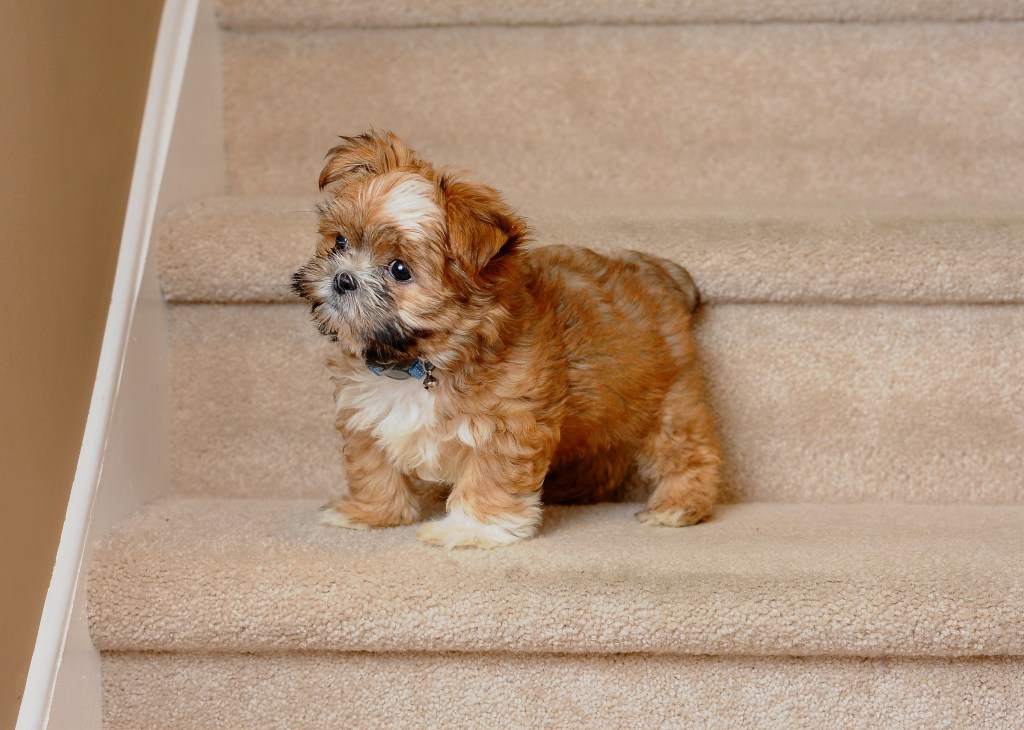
left=319, top=130, right=417, bottom=191
left=440, top=174, right=528, bottom=277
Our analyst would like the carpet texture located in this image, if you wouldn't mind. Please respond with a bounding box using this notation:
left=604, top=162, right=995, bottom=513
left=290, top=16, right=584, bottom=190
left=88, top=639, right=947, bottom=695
left=169, top=303, right=1024, bottom=502
left=222, top=24, right=1024, bottom=203
left=89, top=500, right=1024, bottom=657
left=217, top=0, right=1024, bottom=29
left=157, top=197, right=1024, bottom=304
left=101, top=651, right=1024, bottom=730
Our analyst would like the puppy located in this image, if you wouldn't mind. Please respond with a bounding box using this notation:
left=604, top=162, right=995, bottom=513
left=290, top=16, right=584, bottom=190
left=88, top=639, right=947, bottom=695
left=292, top=131, right=721, bottom=548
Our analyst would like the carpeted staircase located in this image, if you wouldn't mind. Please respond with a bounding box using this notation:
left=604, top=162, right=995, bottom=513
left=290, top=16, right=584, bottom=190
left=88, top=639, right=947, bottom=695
left=89, top=1, right=1024, bottom=727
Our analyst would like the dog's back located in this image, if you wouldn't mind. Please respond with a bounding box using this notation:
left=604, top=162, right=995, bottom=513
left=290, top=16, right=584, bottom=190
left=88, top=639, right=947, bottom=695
left=523, top=244, right=705, bottom=503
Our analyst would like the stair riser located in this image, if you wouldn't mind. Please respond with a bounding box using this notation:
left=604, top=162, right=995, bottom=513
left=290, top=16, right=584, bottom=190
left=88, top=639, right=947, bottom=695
left=102, top=651, right=1024, bottom=729
left=170, top=303, right=1024, bottom=502
left=223, top=24, right=1024, bottom=203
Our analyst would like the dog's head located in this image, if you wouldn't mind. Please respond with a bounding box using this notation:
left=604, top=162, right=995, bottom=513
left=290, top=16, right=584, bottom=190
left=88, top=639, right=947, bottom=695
left=292, top=131, right=528, bottom=367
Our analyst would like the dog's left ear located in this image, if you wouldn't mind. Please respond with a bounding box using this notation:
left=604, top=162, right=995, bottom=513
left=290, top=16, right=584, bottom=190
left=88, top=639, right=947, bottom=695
left=440, top=174, right=527, bottom=276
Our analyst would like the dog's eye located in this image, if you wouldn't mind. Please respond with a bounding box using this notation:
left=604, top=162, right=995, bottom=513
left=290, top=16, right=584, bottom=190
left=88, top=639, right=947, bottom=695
left=334, top=234, right=348, bottom=252
left=389, top=260, right=412, bottom=281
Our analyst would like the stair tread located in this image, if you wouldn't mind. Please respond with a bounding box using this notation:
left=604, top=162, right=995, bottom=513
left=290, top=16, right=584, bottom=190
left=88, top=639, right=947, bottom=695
left=157, top=196, right=1024, bottom=304
left=216, top=0, right=1024, bottom=30
left=90, top=498, right=1024, bottom=657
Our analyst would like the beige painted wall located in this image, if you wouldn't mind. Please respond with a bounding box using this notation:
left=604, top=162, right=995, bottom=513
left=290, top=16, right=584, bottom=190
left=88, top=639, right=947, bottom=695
left=0, top=0, right=164, bottom=725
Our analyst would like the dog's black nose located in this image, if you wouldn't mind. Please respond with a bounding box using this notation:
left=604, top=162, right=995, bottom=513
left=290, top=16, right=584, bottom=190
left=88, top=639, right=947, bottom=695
left=333, top=271, right=357, bottom=293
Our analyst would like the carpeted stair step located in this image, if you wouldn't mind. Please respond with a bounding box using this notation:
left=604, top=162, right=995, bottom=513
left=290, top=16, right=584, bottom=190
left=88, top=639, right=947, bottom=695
left=167, top=300, right=1024, bottom=503
left=90, top=498, right=1024, bottom=727
left=216, top=0, right=1024, bottom=30
left=89, top=498, right=1024, bottom=656
left=100, top=650, right=1024, bottom=729
left=157, top=196, right=1024, bottom=304
left=219, top=23, right=1024, bottom=202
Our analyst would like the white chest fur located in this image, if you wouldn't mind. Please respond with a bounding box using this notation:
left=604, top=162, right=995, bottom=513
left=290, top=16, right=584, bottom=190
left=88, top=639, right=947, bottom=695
left=329, top=364, right=464, bottom=483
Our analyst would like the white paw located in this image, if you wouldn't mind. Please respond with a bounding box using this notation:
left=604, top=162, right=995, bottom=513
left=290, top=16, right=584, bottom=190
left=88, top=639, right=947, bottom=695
left=318, top=504, right=371, bottom=530
left=416, top=506, right=537, bottom=549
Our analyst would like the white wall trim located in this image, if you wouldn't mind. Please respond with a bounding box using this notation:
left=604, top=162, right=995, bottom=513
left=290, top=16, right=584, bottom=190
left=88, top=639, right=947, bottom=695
left=16, top=0, right=200, bottom=726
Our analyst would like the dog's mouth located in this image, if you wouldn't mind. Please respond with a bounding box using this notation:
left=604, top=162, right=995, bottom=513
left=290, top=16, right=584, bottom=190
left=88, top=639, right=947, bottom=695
left=362, top=322, right=423, bottom=366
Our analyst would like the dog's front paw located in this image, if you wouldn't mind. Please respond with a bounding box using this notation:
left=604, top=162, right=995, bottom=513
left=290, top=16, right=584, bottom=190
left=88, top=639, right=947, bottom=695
left=318, top=499, right=416, bottom=530
left=416, top=506, right=536, bottom=549
left=318, top=503, right=372, bottom=530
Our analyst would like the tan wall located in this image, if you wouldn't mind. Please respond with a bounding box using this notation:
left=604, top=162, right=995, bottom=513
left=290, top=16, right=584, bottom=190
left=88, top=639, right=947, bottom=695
left=0, top=0, right=164, bottom=724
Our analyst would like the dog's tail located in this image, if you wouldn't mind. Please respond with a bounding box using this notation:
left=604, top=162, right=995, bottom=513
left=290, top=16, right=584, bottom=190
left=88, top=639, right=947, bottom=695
left=619, top=250, right=701, bottom=313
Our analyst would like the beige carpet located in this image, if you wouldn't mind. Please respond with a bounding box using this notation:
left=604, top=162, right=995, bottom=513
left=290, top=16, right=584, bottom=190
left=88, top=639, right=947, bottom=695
left=90, top=500, right=1024, bottom=656
left=222, top=24, right=1024, bottom=203
left=90, top=1, right=1024, bottom=726
left=158, top=198, right=1024, bottom=304
left=168, top=304, right=1024, bottom=502
left=102, top=651, right=1024, bottom=730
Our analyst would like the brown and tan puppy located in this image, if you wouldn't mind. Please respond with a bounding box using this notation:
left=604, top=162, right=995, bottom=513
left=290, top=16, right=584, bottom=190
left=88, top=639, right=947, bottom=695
left=293, top=131, right=721, bottom=548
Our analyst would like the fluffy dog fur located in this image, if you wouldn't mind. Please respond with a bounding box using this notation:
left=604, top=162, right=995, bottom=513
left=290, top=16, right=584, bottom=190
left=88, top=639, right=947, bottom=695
left=293, top=131, right=721, bottom=548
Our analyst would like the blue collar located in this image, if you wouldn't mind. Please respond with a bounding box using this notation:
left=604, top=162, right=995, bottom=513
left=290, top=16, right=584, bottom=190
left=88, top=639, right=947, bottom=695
left=367, top=358, right=432, bottom=381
